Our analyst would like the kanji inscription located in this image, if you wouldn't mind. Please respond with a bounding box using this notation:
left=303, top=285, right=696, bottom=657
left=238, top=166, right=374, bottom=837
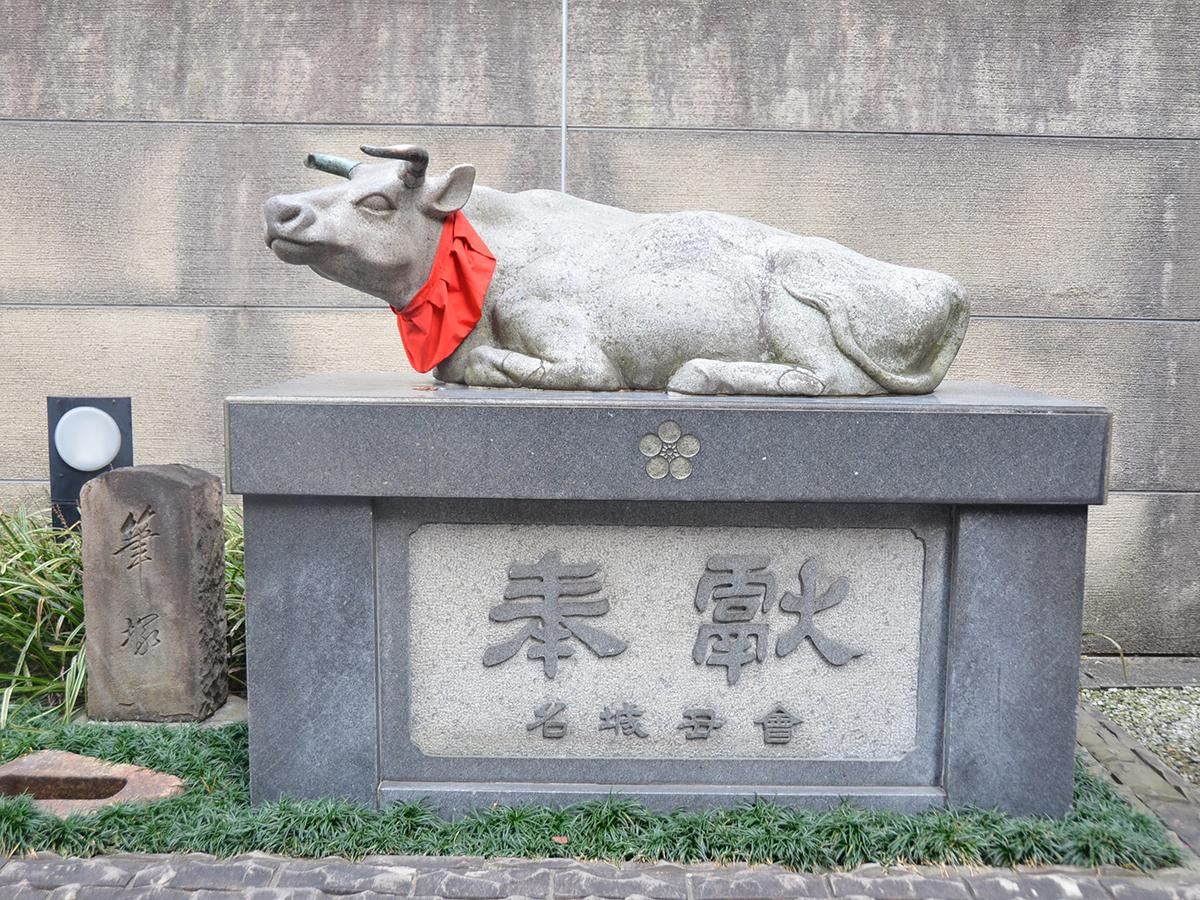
left=527, top=701, right=568, bottom=739
left=678, top=707, right=725, bottom=740
left=112, top=506, right=158, bottom=569
left=483, top=551, right=628, bottom=678
left=599, top=701, right=649, bottom=738
left=777, top=560, right=864, bottom=666
left=407, top=522, right=926, bottom=761
left=120, top=613, right=161, bottom=656
left=755, top=704, right=803, bottom=745
left=692, top=555, right=775, bottom=684
left=692, top=554, right=863, bottom=682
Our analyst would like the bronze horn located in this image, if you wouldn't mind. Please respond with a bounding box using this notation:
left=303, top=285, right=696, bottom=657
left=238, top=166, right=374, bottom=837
left=360, top=144, right=429, bottom=188
left=304, top=153, right=359, bottom=178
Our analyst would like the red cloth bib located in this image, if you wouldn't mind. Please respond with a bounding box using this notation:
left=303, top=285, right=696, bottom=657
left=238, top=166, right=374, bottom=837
left=392, top=211, right=495, bottom=373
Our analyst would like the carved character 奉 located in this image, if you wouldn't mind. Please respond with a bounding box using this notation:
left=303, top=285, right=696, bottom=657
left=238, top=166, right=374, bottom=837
left=264, top=144, right=969, bottom=396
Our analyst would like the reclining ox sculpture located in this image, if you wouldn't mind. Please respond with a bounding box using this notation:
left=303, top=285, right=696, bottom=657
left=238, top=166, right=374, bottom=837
left=264, top=144, right=969, bottom=395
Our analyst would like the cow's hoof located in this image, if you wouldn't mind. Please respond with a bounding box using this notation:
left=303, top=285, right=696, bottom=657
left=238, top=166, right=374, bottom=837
left=667, top=359, right=826, bottom=396
left=776, top=366, right=825, bottom=395
left=464, top=346, right=548, bottom=388
left=666, top=359, right=719, bottom=394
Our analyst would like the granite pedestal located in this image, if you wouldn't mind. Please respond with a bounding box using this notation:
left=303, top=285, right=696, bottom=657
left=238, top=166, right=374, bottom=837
left=226, top=375, right=1111, bottom=817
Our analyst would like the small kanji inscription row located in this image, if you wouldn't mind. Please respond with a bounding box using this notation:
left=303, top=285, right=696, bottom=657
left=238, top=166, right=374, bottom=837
left=524, top=702, right=803, bottom=745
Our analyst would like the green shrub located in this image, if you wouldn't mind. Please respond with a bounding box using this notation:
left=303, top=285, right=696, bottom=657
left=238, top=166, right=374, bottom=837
left=0, top=506, right=247, bottom=726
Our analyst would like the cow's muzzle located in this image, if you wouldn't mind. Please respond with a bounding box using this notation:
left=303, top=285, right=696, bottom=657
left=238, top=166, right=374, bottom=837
left=263, top=194, right=318, bottom=252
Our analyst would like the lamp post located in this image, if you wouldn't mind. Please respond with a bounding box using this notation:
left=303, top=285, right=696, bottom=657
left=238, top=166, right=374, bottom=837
left=46, top=397, right=133, bottom=528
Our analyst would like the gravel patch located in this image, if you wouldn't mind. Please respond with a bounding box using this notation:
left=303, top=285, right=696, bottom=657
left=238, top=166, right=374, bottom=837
left=1084, top=687, right=1200, bottom=787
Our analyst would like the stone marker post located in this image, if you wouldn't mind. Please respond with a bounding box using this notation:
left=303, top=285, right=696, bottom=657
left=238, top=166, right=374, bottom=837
left=81, top=464, right=228, bottom=721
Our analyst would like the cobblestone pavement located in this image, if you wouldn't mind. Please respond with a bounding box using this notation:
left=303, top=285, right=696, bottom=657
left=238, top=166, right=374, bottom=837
left=0, top=853, right=1198, bottom=900
left=1078, top=705, right=1200, bottom=858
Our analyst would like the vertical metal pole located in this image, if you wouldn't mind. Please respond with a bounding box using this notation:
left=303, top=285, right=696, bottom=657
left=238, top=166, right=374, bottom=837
left=561, top=0, right=568, bottom=192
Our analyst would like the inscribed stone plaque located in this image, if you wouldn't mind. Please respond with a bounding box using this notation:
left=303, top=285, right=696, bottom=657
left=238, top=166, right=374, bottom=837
left=407, top=523, right=925, bottom=761
left=81, top=464, right=228, bottom=721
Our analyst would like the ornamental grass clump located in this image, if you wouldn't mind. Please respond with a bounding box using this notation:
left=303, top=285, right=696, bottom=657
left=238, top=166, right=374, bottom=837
left=0, top=510, right=86, bottom=725
left=0, top=506, right=248, bottom=726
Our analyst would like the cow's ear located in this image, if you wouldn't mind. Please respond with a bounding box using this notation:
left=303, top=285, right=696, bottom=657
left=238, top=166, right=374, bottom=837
left=423, top=164, right=476, bottom=215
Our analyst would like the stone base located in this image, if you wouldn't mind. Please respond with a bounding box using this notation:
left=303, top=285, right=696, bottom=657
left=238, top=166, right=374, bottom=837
left=227, top=375, right=1111, bottom=816
left=72, top=695, right=246, bottom=728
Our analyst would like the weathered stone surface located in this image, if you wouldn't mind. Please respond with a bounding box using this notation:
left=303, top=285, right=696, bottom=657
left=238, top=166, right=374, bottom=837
left=407, top=522, right=924, bottom=761
left=690, top=865, right=830, bottom=898
left=829, top=869, right=971, bottom=898
left=971, top=873, right=1116, bottom=899
left=0, top=749, right=184, bottom=818
left=411, top=862, right=554, bottom=898
left=275, top=859, right=415, bottom=894
left=127, top=856, right=279, bottom=890
left=553, top=862, right=687, bottom=899
left=264, top=153, right=969, bottom=397
left=1078, top=705, right=1200, bottom=858
left=1104, top=879, right=1194, bottom=899
left=0, top=857, right=137, bottom=889
left=81, top=464, right=228, bottom=722
left=5, top=854, right=1200, bottom=900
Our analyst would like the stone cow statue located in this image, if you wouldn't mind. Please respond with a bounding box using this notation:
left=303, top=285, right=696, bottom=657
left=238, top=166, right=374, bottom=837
left=264, top=144, right=968, bottom=396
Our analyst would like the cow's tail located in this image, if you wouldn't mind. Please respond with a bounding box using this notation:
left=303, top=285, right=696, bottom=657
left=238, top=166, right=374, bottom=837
left=783, top=282, right=970, bottom=395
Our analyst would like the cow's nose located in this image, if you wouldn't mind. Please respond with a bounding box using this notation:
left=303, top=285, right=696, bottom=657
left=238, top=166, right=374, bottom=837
left=264, top=194, right=315, bottom=231
left=277, top=201, right=303, bottom=225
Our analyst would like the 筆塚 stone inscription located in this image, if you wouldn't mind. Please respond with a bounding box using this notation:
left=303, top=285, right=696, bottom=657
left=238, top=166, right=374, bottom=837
left=112, top=505, right=158, bottom=569
left=80, top=465, right=228, bottom=722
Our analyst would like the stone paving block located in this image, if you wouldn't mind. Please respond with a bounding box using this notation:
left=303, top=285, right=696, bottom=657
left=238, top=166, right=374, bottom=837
left=1106, top=876, right=1200, bottom=899
left=489, top=856, right=589, bottom=869
left=360, top=855, right=480, bottom=870
left=48, top=886, right=194, bottom=899
left=275, top=858, right=416, bottom=894
left=829, top=869, right=970, bottom=898
left=0, top=859, right=136, bottom=889
left=690, top=864, right=830, bottom=898
left=1, top=885, right=48, bottom=900
left=194, top=890, right=331, bottom=900
left=553, top=862, right=688, bottom=899
left=127, top=856, right=278, bottom=890
left=411, top=863, right=553, bottom=898
left=968, top=872, right=1111, bottom=899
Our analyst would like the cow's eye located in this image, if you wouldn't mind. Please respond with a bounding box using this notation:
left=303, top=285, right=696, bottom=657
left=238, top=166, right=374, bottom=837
left=356, top=193, right=395, bottom=213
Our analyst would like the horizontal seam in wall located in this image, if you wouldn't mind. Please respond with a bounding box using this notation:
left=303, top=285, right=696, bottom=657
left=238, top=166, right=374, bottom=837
left=0, top=117, right=562, bottom=130
left=974, top=314, right=1200, bottom=325
left=0, top=118, right=1197, bottom=144
left=1103, top=489, right=1200, bottom=496
left=563, top=124, right=1200, bottom=143
left=0, top=305, right=1196, bottom=325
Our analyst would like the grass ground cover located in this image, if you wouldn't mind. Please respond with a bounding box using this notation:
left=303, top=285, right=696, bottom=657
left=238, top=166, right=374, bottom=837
left=0, top=718, right=1183, bottom=870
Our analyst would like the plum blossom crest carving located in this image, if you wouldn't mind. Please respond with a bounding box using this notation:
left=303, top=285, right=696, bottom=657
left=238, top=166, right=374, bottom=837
left=639, top=420, right=700, bottom=480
